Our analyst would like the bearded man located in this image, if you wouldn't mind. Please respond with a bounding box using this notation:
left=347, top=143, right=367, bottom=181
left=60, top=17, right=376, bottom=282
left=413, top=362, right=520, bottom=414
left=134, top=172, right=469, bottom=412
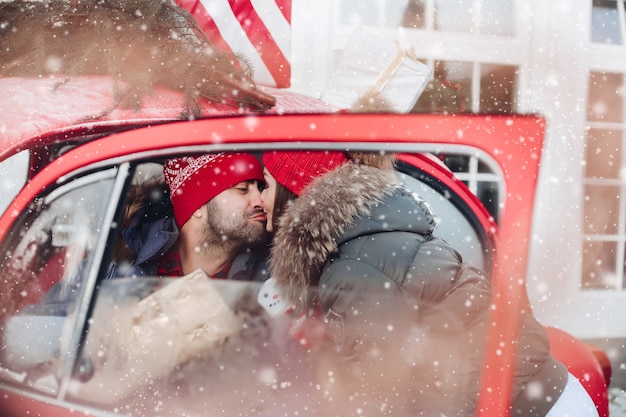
left=109, top=153, right=270, bottom=281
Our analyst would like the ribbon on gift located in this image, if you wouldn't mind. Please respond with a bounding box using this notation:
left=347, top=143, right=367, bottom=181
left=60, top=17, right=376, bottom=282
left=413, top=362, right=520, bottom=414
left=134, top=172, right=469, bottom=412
left=366, top=41, right=420, bottom=98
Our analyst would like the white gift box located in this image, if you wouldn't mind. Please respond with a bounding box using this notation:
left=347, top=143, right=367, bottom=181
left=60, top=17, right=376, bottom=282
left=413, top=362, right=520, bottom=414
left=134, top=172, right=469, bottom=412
left=321, top=29, right=432, bottom=113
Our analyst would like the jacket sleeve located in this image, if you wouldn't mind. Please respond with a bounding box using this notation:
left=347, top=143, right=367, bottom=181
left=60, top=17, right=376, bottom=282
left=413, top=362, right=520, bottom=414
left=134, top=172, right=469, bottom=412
left=317, top=238, right=493, bottom=415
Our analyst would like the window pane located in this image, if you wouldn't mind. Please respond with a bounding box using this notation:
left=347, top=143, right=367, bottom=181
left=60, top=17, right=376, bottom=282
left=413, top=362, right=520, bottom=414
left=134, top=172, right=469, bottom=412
left=435, top=0, right=475, bottom=33
left=587, top=71, right=624, bottom=123
left=583, top=184, right=620, bottom=235
left=413, top=62, right=517, bottom=114
left=476, top=181, right=499, bottom=222
left=0, top=174, right=116, bottom=395
left=478, top=0, right=515, bottom=36
left=439, top=153, right=471, bottom=172
left=418, top=153, right=500, bottom=222
left=479, top=64, right=517, bottom=113
left=340, top=0, right=410, bottom=27
left=412, top=60, right=472, bottom=113
left=582, top=240, right=620, bottom=290
left=402, top=0, right=427, bottom=29
left=432, top=0, right=514, bottom=35
left=592, top=0, right=625, bottom=44
left=477, top=159, right=493, bottom=173
left=585, top=128, right=623, bottom=179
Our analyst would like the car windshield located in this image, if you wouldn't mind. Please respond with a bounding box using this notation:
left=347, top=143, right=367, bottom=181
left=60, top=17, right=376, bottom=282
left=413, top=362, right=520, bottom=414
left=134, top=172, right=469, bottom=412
left=70, top=275, right=482, bottom=416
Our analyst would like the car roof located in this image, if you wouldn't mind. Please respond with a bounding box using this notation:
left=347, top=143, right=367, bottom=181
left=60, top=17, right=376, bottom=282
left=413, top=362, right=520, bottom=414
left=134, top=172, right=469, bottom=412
left=0, top=75, right=338, bottom=164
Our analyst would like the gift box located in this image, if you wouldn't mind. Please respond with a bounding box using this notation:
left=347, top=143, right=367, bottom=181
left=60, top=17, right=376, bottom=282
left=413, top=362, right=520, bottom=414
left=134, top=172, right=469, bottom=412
left=71, top=269, right=241, bottom=403
left=321, top=29, right=432, bottom=113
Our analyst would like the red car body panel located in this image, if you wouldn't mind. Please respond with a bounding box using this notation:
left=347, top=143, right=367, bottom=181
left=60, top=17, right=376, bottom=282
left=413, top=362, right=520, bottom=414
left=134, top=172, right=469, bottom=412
left=0, top=392, right=79, bottom=417
left=546, top=327, right=610, bottom=417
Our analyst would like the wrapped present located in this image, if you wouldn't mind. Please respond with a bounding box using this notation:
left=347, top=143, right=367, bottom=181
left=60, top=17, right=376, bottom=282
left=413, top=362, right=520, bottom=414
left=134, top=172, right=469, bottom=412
left=321, top=29, right=432, bottom=113
left=71, top=269, right=241, bottom=404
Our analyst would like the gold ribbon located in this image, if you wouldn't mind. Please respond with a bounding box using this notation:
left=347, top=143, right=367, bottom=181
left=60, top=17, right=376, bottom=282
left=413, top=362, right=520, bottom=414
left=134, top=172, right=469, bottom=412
left=365, top=42, right=420, bottom=97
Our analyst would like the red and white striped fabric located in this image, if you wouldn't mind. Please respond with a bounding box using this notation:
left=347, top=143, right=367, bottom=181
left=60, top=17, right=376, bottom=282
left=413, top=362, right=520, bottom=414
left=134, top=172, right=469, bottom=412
left=176, top=0, right=291, bottom=88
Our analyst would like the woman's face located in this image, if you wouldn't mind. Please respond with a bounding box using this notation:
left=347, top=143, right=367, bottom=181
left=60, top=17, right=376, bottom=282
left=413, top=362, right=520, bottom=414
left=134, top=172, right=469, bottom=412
left=260, top=168, right=277, bottom=232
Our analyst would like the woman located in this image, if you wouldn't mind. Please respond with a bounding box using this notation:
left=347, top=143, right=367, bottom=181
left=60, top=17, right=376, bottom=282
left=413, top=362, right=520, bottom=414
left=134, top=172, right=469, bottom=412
left=259, top=150, right=598, bottom=416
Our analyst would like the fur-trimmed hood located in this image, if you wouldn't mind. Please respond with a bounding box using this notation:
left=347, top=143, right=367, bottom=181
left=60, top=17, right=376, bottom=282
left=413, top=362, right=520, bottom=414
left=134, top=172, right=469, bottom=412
left=269, top=162, right=437, bottom=305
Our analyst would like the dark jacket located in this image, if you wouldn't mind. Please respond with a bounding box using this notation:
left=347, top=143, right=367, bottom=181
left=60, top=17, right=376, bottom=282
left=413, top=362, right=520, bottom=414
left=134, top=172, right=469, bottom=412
left=269, top=162, right=567, bottom=416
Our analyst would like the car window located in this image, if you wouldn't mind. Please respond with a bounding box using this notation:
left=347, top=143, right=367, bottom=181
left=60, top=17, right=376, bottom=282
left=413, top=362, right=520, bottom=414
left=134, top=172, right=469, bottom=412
left=35, top=151, right=491, bottom=415
left=105, top=162, right=169, bottom=279
left=0, top=169, right=118, bottom=396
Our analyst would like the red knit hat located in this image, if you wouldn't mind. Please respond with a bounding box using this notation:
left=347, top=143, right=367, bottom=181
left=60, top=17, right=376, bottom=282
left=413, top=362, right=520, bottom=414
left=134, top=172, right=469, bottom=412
left=163, top=153, right=264, bottom=227
left=262, top=151, right=349, bottom=196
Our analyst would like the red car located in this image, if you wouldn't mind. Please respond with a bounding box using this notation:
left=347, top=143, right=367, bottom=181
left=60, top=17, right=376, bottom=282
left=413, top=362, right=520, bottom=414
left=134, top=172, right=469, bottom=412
left=0, top=75, right=610, bottom=417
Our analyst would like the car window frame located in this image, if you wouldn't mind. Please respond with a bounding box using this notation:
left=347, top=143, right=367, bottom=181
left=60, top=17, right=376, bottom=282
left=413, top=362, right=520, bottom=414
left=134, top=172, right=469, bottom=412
left=0, top=163, right=130, bottom=405
left=56, top=164, right=130, bottom=400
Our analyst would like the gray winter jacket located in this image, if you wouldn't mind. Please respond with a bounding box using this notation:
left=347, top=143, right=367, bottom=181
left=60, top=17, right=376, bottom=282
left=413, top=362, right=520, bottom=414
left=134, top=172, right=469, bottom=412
left=270, top=162, right=567, bottom=416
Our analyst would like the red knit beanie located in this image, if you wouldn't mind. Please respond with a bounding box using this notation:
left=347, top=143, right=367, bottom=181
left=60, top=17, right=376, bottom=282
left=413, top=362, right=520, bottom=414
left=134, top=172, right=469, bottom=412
left=262, top=151, right=349, bottom=196
left=163, top=153, right=264, bottom=227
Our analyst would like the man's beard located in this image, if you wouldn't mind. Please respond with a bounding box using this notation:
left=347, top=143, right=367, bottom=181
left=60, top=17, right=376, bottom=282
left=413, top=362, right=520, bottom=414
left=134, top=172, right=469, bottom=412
left=202, top=199, right=268, bottom=252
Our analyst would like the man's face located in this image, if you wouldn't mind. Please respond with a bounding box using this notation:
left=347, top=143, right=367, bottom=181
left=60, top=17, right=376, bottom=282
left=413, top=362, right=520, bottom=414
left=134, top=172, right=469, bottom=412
left=202, top=180, right=269, bottom=248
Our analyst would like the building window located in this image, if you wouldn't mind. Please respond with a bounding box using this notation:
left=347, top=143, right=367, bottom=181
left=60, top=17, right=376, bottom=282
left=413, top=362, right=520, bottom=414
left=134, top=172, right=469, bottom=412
left=435, top=153, right=500, bottom=222
left=401, top=0, right=515, bottom=36
left=412, top=60, right=518, bottom=114
left=592, top=0, right=626, bottom=44
left=583, top=70, right=626, bottom=290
